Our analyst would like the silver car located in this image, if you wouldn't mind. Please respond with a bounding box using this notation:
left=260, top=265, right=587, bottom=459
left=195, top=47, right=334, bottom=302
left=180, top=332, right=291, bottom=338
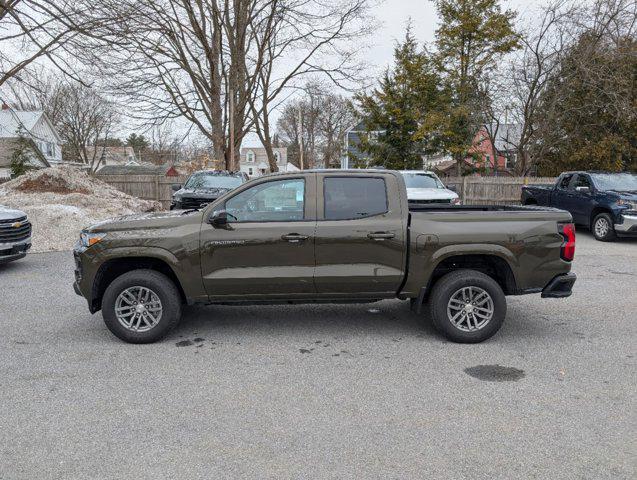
left=0, top=205, right=31, bottom=264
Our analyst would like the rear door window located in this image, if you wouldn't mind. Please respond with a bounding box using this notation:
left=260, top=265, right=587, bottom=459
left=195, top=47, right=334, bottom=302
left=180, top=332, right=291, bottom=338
left=324, top=177, right=388, bottom=220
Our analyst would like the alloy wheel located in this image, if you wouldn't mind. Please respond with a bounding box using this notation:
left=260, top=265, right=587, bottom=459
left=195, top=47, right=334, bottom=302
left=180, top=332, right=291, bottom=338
left=446, top=286, right=494, bottom=332
left=115, top=286, right=163, bottom=332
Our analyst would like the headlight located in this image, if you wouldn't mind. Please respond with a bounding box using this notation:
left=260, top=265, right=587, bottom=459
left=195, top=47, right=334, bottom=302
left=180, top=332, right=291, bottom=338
left=617, top=199, right=637, bottom=210
left=451, top=197, right=462, bottom=205
left=80, top=232, right=106, bottom=248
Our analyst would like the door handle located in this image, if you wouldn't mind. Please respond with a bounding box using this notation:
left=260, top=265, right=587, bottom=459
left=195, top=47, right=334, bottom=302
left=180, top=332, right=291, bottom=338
left=282, top=233, right=309, bottom=243
left=367, top=232, right=395, bottom=241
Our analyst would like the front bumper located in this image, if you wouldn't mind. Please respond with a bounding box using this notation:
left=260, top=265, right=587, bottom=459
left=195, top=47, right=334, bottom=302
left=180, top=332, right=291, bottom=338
left=0, top=240, right=31, bottom=264
left=615, top=214, right=637, bottom=235
left=541, top=273, right=576, bottom=298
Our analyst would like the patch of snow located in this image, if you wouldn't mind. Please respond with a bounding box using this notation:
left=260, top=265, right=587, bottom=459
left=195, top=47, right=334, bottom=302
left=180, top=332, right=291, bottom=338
left=0, top=166, right=161, bottom=252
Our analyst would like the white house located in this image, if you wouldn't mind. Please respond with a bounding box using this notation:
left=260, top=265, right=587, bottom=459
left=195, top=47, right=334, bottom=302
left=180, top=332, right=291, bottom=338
left=0, top=105, right=63, bottom=178
left=240, top=146, right=297, bottom=178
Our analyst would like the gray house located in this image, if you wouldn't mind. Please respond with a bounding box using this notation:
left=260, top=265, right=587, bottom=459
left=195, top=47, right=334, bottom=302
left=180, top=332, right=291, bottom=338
left=0, top=106, right=63, bottom=178
left=342, top=121, right=385, bottom=169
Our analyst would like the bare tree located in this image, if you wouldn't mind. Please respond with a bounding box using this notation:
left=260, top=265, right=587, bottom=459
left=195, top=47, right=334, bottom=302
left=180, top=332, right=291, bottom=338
left=53, top=82, right=119, bottom=172
left=277, top=82, right=357, bottom=169
left=0, top=0, right=105, bottom=87
left=247, top=0, right=373, bottom=171
left=504, top=0, right=578, bottom=175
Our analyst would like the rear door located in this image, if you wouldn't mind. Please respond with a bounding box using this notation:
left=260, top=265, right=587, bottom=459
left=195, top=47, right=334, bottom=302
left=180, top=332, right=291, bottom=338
left=313, top=172, right=406, bottom=296
left=570, top=173, right=594, bottom=225
left=199, top=174, right=317, bottom=299
left=552, top=173, right=575, bottom=211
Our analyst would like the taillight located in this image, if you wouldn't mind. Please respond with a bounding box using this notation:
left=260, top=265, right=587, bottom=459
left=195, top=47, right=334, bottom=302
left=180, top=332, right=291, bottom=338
left=559, top=223, right=576, bottom=261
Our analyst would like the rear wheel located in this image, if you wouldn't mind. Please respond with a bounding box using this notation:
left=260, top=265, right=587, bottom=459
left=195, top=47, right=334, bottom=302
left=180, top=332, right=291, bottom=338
left=427, top=269, right=506, bottom=343
left=102, top=269, right=182, bottom=343
left=592, top=213, right=616, bottom=241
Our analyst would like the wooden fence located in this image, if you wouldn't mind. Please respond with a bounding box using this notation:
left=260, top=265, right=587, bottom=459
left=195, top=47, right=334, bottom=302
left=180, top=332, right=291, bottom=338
left=443, top=176, right=556, bottom=205
left=96, top=174, right=188, bottom=210
left=96, top=173, right=558, bottom=209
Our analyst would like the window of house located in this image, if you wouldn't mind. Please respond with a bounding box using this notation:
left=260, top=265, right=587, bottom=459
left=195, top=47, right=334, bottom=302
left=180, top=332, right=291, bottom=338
left=246, top=151, right=255, bottom=163
left=274, top=151, right=281, bottom=163
left=260, top=168, right=266, bottom=175
left=324, top=177, right=388, bottom=220
left=248, top=167, right=253, bottom=176
left=225, top=179, right=305, bottom=222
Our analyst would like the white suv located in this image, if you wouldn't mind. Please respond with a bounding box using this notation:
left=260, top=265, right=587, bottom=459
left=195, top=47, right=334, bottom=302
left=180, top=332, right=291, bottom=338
left=399, top=171, right=460, bottom=205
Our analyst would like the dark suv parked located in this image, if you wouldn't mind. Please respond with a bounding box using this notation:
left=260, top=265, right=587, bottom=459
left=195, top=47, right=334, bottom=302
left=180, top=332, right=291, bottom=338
left=170, top=170, right=248, bottom=210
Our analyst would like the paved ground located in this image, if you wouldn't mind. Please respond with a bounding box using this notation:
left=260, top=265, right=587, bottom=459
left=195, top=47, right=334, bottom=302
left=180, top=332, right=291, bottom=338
left=1, top=232, right=635, bottom=479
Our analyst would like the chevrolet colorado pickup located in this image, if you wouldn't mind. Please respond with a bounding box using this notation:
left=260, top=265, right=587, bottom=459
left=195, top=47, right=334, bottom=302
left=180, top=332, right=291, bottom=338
left=0, top=205, right=31, bottom=264
left=521, top=171, right=637, bottom=241
left=74, top=170, right=577, bottom=344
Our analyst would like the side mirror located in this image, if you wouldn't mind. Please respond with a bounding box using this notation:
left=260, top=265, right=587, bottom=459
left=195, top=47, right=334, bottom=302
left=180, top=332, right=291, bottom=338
left=575, top=186, right=591, bottom=194
left=171, top=184, right=182, bottom=192
left=210, top=210, right=228, bottom=228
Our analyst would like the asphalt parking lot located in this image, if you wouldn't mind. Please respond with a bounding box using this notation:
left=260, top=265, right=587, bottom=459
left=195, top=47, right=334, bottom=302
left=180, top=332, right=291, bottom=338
left=1, top=231, right=635, bottom=479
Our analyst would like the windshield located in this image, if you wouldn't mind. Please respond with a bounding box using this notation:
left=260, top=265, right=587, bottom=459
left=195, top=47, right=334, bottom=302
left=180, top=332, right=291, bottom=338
left=402, top=173, right=445, bottom=189
left=591, top=173, right=637, bottom=192
left=185, top=173, right=244, bottom=190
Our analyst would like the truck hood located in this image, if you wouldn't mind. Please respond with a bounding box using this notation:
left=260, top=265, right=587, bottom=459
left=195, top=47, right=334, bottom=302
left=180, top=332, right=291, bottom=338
left=86, top=209, right=202, bottom=233
left=406, top=188, right=458, bottom=201
left=609, top=191, right=637, bottom=201
left=175, top=187, right=232, bottom=199
left=0, top=205, right=27, bottom=221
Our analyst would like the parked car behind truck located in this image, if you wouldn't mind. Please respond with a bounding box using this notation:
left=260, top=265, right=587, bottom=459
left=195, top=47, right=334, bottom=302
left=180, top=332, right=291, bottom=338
left=170, top=170, right=248, bottom=210
left=522, top=171, right=637, bottom=241
left=399, top=170, right=461, bottom=205
left=74, top=170, right=576, bottom=344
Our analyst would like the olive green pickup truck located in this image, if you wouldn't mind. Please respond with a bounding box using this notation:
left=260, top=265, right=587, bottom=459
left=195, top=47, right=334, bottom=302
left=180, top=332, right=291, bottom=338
left=73, top=170, right=576, bottom=344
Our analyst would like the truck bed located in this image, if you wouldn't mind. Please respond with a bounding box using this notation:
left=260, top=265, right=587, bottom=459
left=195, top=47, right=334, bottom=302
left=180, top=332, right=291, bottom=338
left=408, top=204, right=563, bottom=213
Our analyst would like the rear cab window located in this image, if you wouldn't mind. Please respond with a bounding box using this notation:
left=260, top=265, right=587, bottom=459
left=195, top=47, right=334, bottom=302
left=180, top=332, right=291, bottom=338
left=323, top=177, right=388, bottom=220
left=558, top=174, right=574, bottom=190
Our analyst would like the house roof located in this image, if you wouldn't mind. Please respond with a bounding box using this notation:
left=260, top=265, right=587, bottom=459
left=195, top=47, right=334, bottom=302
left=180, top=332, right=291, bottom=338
left=0, top=110, right=44, bottom=138
left=96, top=163, right=177, bottom=175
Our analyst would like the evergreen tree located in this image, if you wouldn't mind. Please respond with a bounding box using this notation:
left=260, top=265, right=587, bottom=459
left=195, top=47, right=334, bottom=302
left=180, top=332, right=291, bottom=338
left=10, top=128, right=36, bottom=178
left=421, top=0, right=519, bottom=174
left=356, top=29, right=444, bottom=169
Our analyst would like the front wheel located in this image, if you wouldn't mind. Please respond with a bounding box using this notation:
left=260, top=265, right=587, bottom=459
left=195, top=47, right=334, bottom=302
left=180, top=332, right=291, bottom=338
left=102, top=269, right=182, bottom=343
left=427, top=270, right=506, bottom=343
left=592, top=213, right=616, bottom=241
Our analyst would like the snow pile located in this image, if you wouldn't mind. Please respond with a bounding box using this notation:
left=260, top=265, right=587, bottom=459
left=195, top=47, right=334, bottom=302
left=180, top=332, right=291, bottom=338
left=0, top=166, right=161, bottom=252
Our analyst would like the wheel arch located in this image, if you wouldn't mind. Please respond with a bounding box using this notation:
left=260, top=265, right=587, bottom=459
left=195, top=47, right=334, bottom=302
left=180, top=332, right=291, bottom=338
left=590, top=206, right=613, bottom=228
left=414, top=253, right=517, bottom=310
left=91, top=256, right=187, bottom=313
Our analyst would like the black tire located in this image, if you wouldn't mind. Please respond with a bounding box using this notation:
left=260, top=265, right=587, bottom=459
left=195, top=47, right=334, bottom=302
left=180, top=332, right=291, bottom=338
left=102, top=269, right=182, bottom=343
left=427, top=269, right=506, bottom=343
left=592, top=213, right=616, bottom=242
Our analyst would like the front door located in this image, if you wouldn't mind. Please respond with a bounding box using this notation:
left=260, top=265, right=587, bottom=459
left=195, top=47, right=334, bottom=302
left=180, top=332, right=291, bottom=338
left=200, top=175, right=317, bottom=299
left=313, top=173, right=406, bottom=296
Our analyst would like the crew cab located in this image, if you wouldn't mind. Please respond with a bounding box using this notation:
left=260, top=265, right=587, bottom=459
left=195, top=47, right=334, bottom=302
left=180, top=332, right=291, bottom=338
left=0, top=205, right=31, bottom=264
left=170, top=170, right=248, bottom=210
left=522, top=171, right=637, bottom=241
left=74, top=170, right=576, bottom=344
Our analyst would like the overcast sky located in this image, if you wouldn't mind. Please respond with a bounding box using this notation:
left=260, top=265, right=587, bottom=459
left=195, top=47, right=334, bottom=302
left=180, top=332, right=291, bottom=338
left=242, top=0, right=543, bottom=147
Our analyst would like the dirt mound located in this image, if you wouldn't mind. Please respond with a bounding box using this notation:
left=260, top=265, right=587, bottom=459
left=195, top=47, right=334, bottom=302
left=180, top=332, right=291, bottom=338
left=0, top=166, right=161, bottom=252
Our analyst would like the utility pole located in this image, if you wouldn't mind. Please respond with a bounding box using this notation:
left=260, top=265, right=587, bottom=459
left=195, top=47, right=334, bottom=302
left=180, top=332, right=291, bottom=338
left=229, top=87, right=235, bottom=171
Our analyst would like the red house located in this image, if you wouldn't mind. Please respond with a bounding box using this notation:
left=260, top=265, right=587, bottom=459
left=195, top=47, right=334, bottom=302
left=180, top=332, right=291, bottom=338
left=466, top=125, right=509, bottom=174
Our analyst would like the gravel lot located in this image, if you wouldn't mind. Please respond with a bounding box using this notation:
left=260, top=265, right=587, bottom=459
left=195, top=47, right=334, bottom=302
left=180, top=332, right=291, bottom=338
left=1, top=231, right=635, bottom=479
